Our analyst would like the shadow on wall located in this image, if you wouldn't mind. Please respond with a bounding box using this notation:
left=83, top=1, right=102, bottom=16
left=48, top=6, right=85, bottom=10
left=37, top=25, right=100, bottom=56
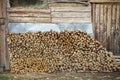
left=9, top=23, right=93, bottom=37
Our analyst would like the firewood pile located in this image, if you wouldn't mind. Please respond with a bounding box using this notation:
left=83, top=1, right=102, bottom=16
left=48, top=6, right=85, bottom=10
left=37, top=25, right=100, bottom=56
left=7, top=31, right=119, bottom=74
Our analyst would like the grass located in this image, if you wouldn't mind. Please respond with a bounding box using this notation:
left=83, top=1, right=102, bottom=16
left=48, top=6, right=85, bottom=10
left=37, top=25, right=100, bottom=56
left=0, top=76, right=9, bottom=80
left=0, top=73, right=119, bottom=80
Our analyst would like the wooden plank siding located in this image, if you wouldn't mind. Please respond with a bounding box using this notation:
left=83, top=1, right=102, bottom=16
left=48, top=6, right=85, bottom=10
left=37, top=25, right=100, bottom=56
left=0, top=0, right=10, bottom=72
left=48, top=0, right=88, bottom=3
left=8, top=8, right=51, bottom=23
left=91, top=3, right=120, bottom=55
left=48, top=3, right=84, bottom=7
left=90, top=0, right=120, bottom=3
left=8, top=3, right=91, bottom=23
left=51, top=7, right=91, bottom=12
left=50, top=3, right=91, bottom=23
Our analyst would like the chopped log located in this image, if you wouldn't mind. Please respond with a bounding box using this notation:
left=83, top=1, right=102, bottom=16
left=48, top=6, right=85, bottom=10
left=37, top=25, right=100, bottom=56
left=7, top=31, right=119, bottom=74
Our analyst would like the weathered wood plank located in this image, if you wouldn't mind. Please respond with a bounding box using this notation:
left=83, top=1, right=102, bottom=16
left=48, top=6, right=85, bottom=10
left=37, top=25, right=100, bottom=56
left=92, top=3, right=96, bottom=38
left=91, top=2, right=120, bottom=55
left=48, top=3, right=84, bottom=7
left=111, top=4, right=117, bottom=53
left=102, top=4, right=107, bottom=47
left=9, top=17, right=51, bottom=23
left=95, top=4, right=100, bottom=41
left=90, top=0, right=120, bottom=3
left=8, top=8, right=51, bottom=14
left=115, top=4, right=120, bottom=54
left=0, top=25, right=7, bottom=70
left=0, top=0, right=10, bottom=71
left=52, top=18, right=91, bottom=23
left=51, top=7, right=91, bottom=12
left=99, top=4, right=104, bottom=45
left=51, top=12, right=91, bottom=18
left=9, top=13, right=51, bottom=18
left=48, top=0, right=88, bottom=3
left=107, top=4, right=112, bottom=50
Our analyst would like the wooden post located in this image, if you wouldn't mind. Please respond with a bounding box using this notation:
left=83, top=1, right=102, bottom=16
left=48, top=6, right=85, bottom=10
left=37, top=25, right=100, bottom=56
left=0, top=0, right=10, bottom=72
left=90, top=0, right=120, bottom=55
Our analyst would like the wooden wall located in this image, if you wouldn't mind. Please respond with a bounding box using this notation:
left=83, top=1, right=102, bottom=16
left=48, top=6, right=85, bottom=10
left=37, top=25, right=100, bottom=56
left=91, top=2, right=120, bottom=55
left=0, top=0, right=10, bottom=72
left=8, top=2, right=91, bottom=23
left=8, top=8, right=51, bottom=23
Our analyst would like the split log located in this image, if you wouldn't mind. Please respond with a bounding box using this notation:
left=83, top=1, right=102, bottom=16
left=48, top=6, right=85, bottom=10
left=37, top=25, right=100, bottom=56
left=7, top=31, right=119, bottom=74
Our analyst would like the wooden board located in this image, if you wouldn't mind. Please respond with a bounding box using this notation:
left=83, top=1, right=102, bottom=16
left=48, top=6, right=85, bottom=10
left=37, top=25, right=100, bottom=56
left=48, top=3, right=84, bottom=7
left=51, top=7, right=91, bottom=12
left=8, top=8, right=51, bottom=23
left=90, top=0, right=120, bottom=3
left=51, top=12, right=90, bottom=18
left=91, top=3, right=120, bottom=55
left=8, top=8, right=51, bottom=14
left=48, top=0, right=88, bottom=3
left=9, top=17, right=51, bottom=23
left=0, top=0, right=10, bottom=72
left=52, top=18, right=91, bottom=23
left=9, top=13, right=51, bottom=18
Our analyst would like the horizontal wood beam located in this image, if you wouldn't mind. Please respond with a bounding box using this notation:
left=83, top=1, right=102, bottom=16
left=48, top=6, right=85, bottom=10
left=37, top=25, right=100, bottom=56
left=8, top=8, right=51, bottom=14
left=9, top=17, right=51, bottom=23
left=9, top=13, right=51, bottom=18
left=48, top=0, right=88, bottom=3
left=51, top=12, right=91, bottom=18
left=51, top=7, right=91, bottom=12
left=52, top=18, right=91, bottom=23
left=90, top=0, right=120, bottom=3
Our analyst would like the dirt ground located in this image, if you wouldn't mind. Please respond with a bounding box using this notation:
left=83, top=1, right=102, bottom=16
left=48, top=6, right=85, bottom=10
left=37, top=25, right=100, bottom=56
left=0, top=72, right=120, bottom=80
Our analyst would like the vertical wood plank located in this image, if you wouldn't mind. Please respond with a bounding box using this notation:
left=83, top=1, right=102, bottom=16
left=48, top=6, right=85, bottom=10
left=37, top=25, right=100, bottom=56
left=92, top=3, right=96, bottom=38
left=115, top=4, right=120, bottom=55
left=99, top=4, right=104, bottom=44
left=103, top=4, right=107, bottom=47
left=106, top=4, right=112, bottom=51
left=95, top=4, right=100, bottom=41
left=91, top=2, right=120, bottom=55
left=112, top=4, right=117, bottom=53
left=0, top=0, right=10, bottom=71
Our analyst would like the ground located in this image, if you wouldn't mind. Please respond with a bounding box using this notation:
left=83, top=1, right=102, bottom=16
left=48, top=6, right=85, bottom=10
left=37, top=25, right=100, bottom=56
left=0, top=72, right=120, bottom=80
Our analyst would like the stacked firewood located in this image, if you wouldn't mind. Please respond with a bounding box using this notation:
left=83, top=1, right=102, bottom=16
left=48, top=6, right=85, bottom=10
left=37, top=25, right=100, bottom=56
left=7, top=31, right=119, bottom=74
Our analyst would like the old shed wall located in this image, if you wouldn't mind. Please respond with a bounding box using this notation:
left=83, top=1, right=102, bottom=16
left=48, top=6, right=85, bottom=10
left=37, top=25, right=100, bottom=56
left=8, top=2, right=91, bottom=23
left=91, top=0, right=120, bottom=55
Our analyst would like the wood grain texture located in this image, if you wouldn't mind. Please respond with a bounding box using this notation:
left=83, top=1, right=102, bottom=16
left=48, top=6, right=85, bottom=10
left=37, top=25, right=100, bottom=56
left=50, top=3, right=91, bottom=23
left=51, top=7, right=91, bottom=12
left=51, top=12, right=91, bottom=18
left=90, top=0, right=120, bottom=3
left=92, top=3, right=120, bottom=55
left=8, top=8, right=51, bottom=14
left=48, top=0, right=88, bottom=3
left=9, top=17, right=51, bottom=23
left=8, top=3, right=91, bottom=23
left=8, top=8, right=51, bottom=23
left=52, top=18, right=91, bottom=23
left=9, top=13, right=51, bottom=18
left=48, top=3, right=84, bottom=7
left=0, top=0, right=10, bottom=71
